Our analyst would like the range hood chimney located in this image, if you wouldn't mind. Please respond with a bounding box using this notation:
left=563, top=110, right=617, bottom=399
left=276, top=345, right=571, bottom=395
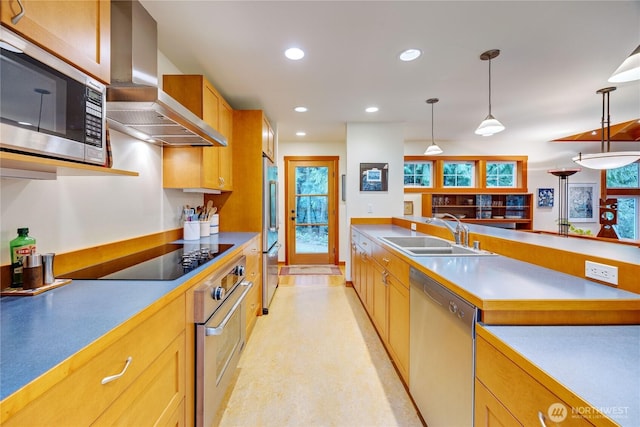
left=106, top=0, right=226, bottom=147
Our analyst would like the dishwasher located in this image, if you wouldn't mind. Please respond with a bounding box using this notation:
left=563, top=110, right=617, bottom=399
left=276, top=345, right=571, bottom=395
left=409, top=267, right=477, bottom=427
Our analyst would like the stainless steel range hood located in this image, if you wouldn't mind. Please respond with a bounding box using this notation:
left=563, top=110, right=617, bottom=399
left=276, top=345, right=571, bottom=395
left=106, top=0, right=226, bottom=147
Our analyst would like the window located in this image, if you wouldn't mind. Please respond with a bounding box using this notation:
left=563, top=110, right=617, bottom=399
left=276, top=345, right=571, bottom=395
left=443, top=161, right=474, bottom=187
left=606, top=162, right=639, bottom=240
left=404, top=161, right=433, bottom=187
left=486, top=161, right=516, bottom=187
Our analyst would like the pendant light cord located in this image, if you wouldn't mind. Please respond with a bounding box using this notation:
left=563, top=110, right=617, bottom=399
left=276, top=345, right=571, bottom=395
left=431, top=102, right=435, bottom=144
left=488, top=58, right=492, bottom=116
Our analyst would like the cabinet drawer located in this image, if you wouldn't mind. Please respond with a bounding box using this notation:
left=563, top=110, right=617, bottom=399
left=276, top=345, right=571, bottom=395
left=372, top=245, right=409, bottom=285
left=476, top=336, right=594, bottom=426
left=4, top=295, right=185, bottom=426
left=93, top=331, right=186, bottom=426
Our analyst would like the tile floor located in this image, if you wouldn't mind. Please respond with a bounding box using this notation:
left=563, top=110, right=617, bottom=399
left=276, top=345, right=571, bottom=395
left=218, top=279, right=423, bottom=427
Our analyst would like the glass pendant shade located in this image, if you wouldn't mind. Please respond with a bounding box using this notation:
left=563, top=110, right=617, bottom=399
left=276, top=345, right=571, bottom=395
left=475, top=114, right=505, bottom=136
left=572, top=151, right=640, bottom=170
left=424, top=143, right=443, bottom=155
left=571, top=86, right=640, bottom=170
left=608, top=45, right=640, bottom=83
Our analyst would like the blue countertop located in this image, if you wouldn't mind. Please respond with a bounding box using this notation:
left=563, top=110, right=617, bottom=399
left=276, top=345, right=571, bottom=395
left=0, top=232, right=256, bottom=401
left=482, top=325, right=640, bottom=427
left=355, top=224, right=640, bottom=308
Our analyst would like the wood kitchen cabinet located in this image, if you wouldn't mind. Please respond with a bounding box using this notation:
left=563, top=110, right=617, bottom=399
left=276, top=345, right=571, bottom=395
left=422, top=193, right=533, bottom=230
left=475, top=333, right=596, bottom=427
left=350, top=227, right=410, bottom=384
left=1, top=295, right=186, bottom=427
left=207, top=110, right=274, bottom=234
left=163, top=75, right=233, bottom=191
left=1, top=0, right=111, bottom=83
left=263, top=117, right=275, bottom=161
left=244, top=234, right=262, bottom=339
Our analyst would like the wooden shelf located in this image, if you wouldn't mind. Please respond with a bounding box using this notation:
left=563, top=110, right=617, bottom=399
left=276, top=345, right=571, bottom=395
left=0, top=152, right=138, bottom=179
left=423, top=192, right=533, bottom=230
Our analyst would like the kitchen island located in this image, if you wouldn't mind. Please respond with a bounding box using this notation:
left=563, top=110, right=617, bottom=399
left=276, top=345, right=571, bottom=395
left=0, top=232, right=258, bottom=425
left=351, top=220, right=640, bottom=427
left=477, top=324, right=639, bottom=427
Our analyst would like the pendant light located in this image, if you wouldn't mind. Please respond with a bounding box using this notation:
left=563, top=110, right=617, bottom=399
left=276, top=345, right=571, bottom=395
left=608, top=44, right=640, bottom=83
left=572, top=87, right=640, bottom=170
left=475, top=49, right=505, bottom=136
left=424, top=98, right=443, bottom=155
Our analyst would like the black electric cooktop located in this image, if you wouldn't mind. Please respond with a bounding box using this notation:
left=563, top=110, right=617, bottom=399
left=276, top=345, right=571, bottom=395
left=61, top=243, right=233, bottom=281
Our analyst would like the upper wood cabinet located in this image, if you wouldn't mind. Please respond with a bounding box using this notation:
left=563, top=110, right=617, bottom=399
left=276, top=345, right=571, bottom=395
left=1, top=0, right=111, bottom=83
left=262, top=117, right=275, bottom=161
left=162, top=75, right=233, bottom=191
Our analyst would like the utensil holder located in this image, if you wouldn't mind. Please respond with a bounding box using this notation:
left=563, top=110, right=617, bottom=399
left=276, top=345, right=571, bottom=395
left=183, top=221, right=200, bottom=241
left=199, top=221, right=210, bottom=237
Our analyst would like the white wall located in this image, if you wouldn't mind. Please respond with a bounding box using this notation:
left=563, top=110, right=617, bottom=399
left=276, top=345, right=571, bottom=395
left=0, top=131, right=202, bottom=265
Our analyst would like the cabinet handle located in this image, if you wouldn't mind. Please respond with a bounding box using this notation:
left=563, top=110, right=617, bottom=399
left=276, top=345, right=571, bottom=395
left=382, top=271, right=389, bottom=285
left=11, top=0, right=26, bottom=24
left=101, top=356, right=132, bottom=385
left=382, top=257, right=390, bottom=265
left=537, top=411, right=548, bottom=427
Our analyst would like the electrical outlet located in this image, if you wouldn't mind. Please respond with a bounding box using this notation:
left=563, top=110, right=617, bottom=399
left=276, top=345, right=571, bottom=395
left=410, top=223, right=417, bottom=231
left=585, top=261, right=618, bottom=286
left=367, top=204, right=373, bottom=213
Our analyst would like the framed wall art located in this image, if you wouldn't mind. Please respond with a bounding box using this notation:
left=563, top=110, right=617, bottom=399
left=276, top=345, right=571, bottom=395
left=537, top=188, right=554, bottom=207
left=360, top=163, right=388, bottom=191
left=568, top=183, right=597, bottom=222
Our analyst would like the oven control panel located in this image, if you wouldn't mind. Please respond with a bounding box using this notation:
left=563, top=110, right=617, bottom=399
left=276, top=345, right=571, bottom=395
left=193, top=255, right=246, bottom=323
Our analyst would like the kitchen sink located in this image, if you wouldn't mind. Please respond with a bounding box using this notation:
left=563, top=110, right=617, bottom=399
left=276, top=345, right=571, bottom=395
left=378, top=236, right=496, bottom=257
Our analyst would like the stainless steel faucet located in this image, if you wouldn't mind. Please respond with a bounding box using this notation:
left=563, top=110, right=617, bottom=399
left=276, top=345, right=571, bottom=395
left=425, top=213, right=469, bottom=246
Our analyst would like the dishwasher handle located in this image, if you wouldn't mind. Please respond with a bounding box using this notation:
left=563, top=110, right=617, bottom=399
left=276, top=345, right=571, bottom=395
left=409, top=266, right=477, bottom=328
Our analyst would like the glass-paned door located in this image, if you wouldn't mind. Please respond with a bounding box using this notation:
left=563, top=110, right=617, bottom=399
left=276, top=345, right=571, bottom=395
left=285, top=157, right=338, bottom=265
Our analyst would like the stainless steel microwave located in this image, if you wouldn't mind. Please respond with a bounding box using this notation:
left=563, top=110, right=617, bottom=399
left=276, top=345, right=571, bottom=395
left=0, top=27, right=106, bottom=166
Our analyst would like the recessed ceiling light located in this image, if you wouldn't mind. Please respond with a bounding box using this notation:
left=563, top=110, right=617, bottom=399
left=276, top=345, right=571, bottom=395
left=285, top=47, right=305, bottom=60
left=365, top=107, right=379, bottom=113
left=296, top=131, right=306, bottom=136
left=399, top=48, right=422, bottom=62
left=294, top=106, right=308, bottom=113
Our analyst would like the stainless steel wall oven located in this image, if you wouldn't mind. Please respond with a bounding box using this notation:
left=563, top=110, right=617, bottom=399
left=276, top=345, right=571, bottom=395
left=194, top=255, right=253, bottom=427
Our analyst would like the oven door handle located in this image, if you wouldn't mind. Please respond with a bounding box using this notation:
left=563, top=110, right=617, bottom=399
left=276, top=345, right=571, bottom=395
left=205, top=281, right=253, bottom=336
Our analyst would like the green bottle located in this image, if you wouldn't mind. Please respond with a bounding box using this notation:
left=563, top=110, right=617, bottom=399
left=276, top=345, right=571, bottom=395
left=10, top=228, right=36, bottom=288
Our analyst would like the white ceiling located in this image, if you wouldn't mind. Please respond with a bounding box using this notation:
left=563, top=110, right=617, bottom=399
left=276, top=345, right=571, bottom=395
left=140, top=0, right=640, bottom=147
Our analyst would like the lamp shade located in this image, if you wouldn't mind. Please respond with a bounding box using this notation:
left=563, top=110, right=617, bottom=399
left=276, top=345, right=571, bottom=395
left=572, top=151, right=640, bottom=169
left=608, top=45, right=640, bottom=83
left=424, top=143, right=443, bottom=155
left=475, top=114, right=505, bottom=136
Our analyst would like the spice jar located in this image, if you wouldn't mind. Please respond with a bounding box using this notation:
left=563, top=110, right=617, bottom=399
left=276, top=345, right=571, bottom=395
left=22, top=254, right=43, bottom=290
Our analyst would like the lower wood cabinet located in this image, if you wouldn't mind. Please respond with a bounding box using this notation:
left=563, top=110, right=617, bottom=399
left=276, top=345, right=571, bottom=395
left=387, top=274, right=410, bottom=382
left=244, top=235, right=262, bottom=338
left=350, top=227, right=410, bottom=385
left=93, top=331, right=185, bottom=426
left=2, top=295, right=186, bottom=427
left=475, top=334, right=595, bottom=427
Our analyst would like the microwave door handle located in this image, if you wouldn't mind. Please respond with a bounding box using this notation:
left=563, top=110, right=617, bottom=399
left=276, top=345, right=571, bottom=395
left=205, top=281, right=253, bottom=336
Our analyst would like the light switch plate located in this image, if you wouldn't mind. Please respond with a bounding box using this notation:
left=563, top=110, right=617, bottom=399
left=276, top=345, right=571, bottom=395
left=585, top=261, right=618, bottom=286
